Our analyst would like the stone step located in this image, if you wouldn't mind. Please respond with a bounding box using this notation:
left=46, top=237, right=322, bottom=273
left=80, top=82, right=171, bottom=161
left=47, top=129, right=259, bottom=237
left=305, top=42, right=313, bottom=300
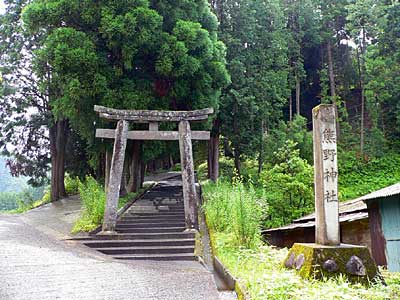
left=96, top=245, right=195, bottom=255
left=144, top=207, right=184, bottom=211
left=128, top=206, right=184, bottom=211
left=116, top=227, right=186, bottom=233
left=122, top=214, right=185, bottom=220
left=94, top=232, right=195, bottom=240
left=126, top=212, right=185, bottom=217
left=113, top=253, right=195, bottom=261
left=116, top=222, right=185, bottom=228
left=118, top=218, right=184, bottom=224
left=82, top=239, right=195, bottom=248
left=77, top=177, right=198, bottom=262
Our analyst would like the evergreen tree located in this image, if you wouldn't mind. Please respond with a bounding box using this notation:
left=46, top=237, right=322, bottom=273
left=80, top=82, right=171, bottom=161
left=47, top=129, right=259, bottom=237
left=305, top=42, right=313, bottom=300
left=0, top=0, right=229, bottom=199
left=0, top=0, right=51, bottom=187
left=213, top=0, right=289, bottom=174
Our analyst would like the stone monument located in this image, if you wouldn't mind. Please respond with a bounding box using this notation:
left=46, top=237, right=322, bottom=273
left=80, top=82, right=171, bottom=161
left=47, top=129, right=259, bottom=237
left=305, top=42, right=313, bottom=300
left=283, top=104, right=379, bottom=284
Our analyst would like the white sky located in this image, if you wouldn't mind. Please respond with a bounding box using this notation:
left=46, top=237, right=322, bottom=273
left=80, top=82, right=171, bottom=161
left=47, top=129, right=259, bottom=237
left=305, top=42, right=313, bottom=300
left=0, top=1, right=4, bottom=14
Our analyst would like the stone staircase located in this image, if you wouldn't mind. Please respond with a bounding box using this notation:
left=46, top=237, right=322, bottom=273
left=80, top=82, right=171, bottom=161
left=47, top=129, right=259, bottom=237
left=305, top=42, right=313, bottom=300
left=79, top=178, right=196, bottom=261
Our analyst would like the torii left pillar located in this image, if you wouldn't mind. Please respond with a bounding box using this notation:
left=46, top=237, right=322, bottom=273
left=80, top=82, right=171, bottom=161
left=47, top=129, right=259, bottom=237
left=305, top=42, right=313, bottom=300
left=178, top=120, right=198, bottom=230
left=101, top=120, right=128, bottom=233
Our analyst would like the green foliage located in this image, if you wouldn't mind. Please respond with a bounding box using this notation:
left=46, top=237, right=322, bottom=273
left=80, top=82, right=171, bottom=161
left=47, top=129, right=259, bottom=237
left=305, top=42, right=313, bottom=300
left=72, top=176, right=105, bottom=233
left=339, top=152, right=400, bottom=200
left=0, top=178, right=47, bottom=213
left=7, top=186, right=50, bottom=213
left=72, top=178, right=150, bottom=233
left=216, top=0, right=289, bottom=170
left=119, top=192, right=139, bottom=209
left=265, top=115, right=313, bottom=164
left=170, top=163, right=181, bottom=172
left=261, top=140, right=314, bottom=228
left=213, top=232, right=400, bottom=300
left=202, top=178, right=264, bottom=249
left=21, top=0, right=229, bottom=166
left=40, top=189, right=51, bottom=204
left=0, top=192, right=20, bottom=211
left=64, top=175, right=80, bottom=195
left=0, top=157, right=29, bottom=193
left=197, top=155, right=235, bottom=181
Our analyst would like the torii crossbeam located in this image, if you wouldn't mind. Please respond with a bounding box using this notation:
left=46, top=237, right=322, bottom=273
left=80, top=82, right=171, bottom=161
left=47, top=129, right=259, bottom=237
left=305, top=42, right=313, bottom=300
left=94, top=105, right=213, bottom=234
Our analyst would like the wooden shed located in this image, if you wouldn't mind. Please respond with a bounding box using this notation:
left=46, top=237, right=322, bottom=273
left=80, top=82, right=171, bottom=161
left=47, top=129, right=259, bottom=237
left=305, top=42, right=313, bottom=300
left=263, top=197, right=371, bottom=254
left=361, top=183, right=400, bottom=272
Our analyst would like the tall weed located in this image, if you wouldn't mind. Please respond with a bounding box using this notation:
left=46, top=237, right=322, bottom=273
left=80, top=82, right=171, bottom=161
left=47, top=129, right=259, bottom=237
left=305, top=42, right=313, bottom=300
left=203, top=177, right=264, bottom=248
left=65, top=175, right=81, bottom=195
left=72, top=176, right=105, bottom=233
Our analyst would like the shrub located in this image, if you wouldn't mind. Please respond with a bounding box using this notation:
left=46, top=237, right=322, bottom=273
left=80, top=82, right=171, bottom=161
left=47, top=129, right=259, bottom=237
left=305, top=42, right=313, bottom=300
left=171, top=163, right=181, bottom=172
left=260, top=140, right=314, bottom=228
left=197, top=156, right=236, bottom=181
left=65, top=175, right=81, bottom=195
left=72, top=176, right=105, bottom=233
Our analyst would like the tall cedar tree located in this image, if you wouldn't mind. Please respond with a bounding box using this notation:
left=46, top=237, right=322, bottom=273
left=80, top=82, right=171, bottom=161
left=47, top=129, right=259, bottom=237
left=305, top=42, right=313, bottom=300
left=1, top=0, right=229, bottom=200
left=212, top=0, right=289, bottom=174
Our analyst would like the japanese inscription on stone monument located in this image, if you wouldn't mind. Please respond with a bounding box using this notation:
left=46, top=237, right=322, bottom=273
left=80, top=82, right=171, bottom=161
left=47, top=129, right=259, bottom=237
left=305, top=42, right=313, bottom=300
left=313, top=104, right=340, bottom=246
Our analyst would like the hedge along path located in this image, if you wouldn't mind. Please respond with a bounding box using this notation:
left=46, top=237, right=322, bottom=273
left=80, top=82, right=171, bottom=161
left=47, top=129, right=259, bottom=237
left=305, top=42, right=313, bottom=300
left=94, top=105, right=213, bottom=234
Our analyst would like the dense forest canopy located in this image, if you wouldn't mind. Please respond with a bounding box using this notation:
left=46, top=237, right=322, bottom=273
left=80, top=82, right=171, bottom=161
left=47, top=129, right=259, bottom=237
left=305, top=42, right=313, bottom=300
left=0, top=0, right=399, bottom=211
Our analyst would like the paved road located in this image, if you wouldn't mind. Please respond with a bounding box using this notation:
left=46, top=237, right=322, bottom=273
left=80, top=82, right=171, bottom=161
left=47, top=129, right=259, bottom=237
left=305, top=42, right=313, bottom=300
left=0, top=181, right=221, bottom=300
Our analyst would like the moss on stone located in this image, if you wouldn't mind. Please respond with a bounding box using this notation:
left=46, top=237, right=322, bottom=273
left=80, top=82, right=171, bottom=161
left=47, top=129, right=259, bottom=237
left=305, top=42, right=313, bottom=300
left=284, top=243, right=379, bottom=285
left=194, top=230, right=203, bottom=257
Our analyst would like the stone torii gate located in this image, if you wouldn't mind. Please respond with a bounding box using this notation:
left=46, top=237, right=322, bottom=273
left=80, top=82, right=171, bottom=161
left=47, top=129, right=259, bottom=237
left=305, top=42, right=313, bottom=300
left=94, top=105, right=213, bottom=234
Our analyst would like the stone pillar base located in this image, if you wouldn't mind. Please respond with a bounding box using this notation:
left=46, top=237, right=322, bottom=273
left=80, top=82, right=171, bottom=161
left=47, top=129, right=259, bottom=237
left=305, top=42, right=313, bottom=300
left=284, top=243, right=380, bottom=285
left=97, top=230, right=117, bottom=236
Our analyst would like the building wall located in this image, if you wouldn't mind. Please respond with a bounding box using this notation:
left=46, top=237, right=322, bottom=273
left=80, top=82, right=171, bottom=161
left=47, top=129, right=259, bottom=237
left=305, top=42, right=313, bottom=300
left=265, top=227, right=314, bottom=249
left=264, top=218, right=381, bottom=264
left=378, top=196, right=400, bottom=272
left=341, top=219, right=372, bottom=252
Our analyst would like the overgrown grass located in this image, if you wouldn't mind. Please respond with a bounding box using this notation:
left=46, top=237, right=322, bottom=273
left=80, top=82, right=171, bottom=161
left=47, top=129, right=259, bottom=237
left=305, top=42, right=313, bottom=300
left=203, top=179, right=400, bottom=299
left=202, top=178, right=264, bottom=249
left=213, top=232, right=400, bottom=300
left=71, top=177, right=150, bottom=234
left=72, top=176, right=106, bottom=233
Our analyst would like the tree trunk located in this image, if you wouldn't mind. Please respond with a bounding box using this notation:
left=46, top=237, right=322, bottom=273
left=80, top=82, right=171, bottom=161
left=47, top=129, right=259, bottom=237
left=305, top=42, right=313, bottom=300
left=258, top=120, right=265, bottom=175
left=207, top=141, right=212, bottom=179
left=208, top=135, right=220, bottom=182
left=296, top=75, right=301, bottom=116
left=208, top=119, right=220, bottom=182
left=119, top=156, right=128, bottom=197
left=49, top=119, right=68, bottom=201
left=356, top=30, right=367, bottom=156
left=140, top=161, right=145, bottom=188
left=327, top=40, right=340, bottom=137
left=233, top=100, right=241, bottom=175
left=128, top=141, right=142, bottom=193
left=289, top=93, right=293, bottom=122
left=327, top=40, right=336, bottom=99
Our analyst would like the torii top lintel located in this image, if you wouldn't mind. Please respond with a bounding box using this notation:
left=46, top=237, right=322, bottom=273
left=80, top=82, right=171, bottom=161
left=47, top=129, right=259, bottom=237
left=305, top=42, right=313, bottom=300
left=94, top=105, right=214, bottom=123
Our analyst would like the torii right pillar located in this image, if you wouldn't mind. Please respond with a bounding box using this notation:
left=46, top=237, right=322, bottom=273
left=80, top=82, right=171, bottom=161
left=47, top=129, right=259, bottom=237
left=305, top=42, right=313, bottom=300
left=283, top=105, right=379, bottom=285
